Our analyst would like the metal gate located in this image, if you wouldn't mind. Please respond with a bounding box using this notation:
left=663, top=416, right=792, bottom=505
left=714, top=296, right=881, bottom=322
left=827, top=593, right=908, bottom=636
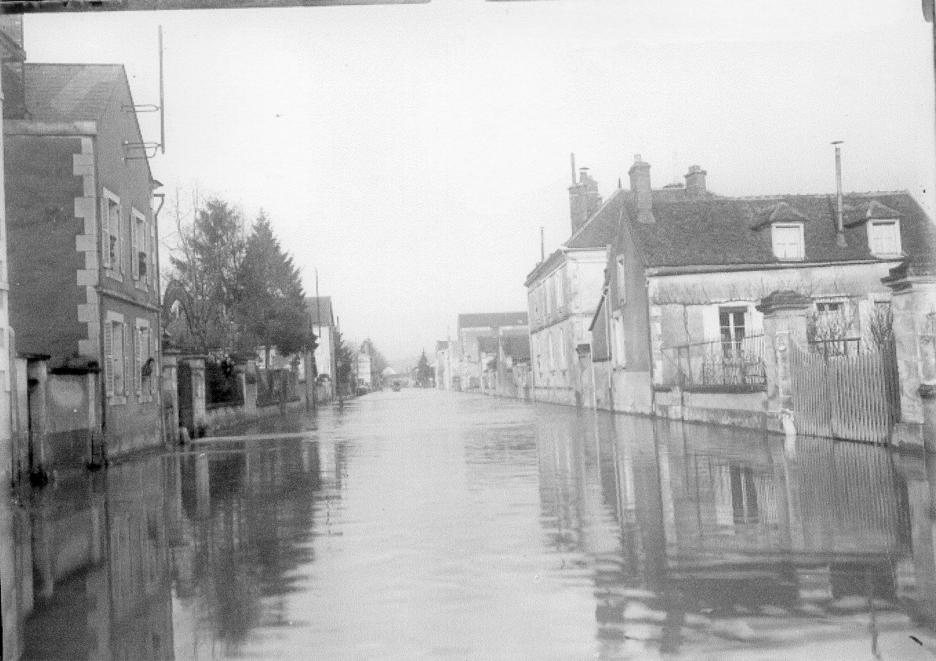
left=789, top=341, right=900, bottom=443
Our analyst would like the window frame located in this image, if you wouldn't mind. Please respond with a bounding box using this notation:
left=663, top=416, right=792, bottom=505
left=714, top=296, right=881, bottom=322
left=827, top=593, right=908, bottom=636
left=867, top=218, right=902, bottom=257
left=131, top=207, right=148, bottom=287
left=771, top=222, right=805, bottom=261
left=104, top=311, right=127, bottom=404
left=102, top=188, right=123, bottom=279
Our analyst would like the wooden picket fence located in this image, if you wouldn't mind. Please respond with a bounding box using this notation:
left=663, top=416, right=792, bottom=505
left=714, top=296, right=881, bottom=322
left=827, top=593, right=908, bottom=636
left=789, top=339, right=900, bottom=443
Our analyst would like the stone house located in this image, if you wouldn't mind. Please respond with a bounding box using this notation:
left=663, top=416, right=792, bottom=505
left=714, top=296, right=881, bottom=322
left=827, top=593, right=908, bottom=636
left=588, top=155, right=936, bottom=421
left=306, top=296, right=337, bottom=399
left=455, top=312, right=528, bottom=391
left=3, top=25, right=162, bottom=465
left=524, top=166, right=614, bottom=406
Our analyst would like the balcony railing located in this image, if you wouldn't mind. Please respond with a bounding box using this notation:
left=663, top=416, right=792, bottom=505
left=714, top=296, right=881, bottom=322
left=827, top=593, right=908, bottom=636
left=660, top=334, right=767, bottom=392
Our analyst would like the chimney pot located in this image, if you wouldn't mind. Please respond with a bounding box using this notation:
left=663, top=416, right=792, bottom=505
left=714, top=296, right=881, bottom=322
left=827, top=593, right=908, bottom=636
left=628, top=155, right=654, bottom=223
left=569, top=165, right=602, bottom=234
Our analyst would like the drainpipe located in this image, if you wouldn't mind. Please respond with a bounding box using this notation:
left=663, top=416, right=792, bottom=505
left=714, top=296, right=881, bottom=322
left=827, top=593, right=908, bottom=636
left=152, top=191, right=166, bottom=443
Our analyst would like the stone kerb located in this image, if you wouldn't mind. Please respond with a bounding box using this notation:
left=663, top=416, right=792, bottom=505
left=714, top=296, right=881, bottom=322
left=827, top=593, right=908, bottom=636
left=756, top=290, right=811, bottom=426
left=882, top=257, right=936, bottom=451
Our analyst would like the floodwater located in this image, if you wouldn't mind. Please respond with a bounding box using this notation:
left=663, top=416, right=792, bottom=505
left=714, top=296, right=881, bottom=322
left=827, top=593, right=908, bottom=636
left=3, top=389, right=936, bottom=660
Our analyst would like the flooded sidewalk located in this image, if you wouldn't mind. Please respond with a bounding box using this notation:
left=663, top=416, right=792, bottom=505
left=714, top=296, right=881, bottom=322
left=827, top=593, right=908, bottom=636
left=3, top=389, right=936, bottom=659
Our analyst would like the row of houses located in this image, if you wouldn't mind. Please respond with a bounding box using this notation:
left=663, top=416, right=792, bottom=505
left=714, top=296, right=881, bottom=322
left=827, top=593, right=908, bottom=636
left=438, top=149, right=936, bottom=447
left=434, top=312, right=532, bottom=399
left=524, top=153, right=936, bottom=444
left=0, top=18, right=349, bottom=486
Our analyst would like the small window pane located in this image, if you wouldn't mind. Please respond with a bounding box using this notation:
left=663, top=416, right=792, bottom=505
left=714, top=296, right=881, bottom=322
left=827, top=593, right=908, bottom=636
left=772, top=224, right=803, bottom=260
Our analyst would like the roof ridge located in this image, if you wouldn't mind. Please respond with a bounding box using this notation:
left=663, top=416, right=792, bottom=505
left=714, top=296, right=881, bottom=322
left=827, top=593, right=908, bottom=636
left=565, top=187, right=624, bottom=246
left=732, top=190, right=909, bottom=201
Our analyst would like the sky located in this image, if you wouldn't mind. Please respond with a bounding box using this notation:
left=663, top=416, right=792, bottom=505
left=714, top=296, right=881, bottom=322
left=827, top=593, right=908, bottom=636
left=22, top=0, right=936, bottom=364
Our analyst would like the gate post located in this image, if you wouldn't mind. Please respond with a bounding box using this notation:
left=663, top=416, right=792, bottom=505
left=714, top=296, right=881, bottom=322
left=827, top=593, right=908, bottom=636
left=883, top=257, right=936, bottom=452
left=160, top=348, right=179, bottom=444
left=757, top=291, right=811, bottom=432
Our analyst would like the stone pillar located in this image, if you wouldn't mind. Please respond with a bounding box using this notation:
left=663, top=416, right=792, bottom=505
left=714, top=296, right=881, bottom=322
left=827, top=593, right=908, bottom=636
left=26, top=358, right=50, bottom=478
left=882, top=258, right=936, bottom=451
left=188, top=357, right=206, bottom=435
left=244, top=359, right=258, bottom=415
left=161, top=351, right=179, bottom=444
left=756, top=290, right=811, bottom=426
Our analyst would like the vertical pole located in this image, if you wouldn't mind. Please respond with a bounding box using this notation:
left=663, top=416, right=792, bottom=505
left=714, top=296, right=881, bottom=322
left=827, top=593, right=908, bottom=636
left=832, top=141, right=845, bottom=247
left=159, top=26, right=165, bottom=154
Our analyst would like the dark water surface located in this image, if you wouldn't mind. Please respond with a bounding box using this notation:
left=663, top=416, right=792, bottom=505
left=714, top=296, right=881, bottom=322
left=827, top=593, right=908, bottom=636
left=4, top=389, right=936, bottom=659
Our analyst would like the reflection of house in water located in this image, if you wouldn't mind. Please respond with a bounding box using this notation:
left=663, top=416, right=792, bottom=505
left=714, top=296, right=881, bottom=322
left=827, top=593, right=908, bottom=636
left=535, top=413, right=931, bottom=657
left=13, top=457, right=174, bottom=660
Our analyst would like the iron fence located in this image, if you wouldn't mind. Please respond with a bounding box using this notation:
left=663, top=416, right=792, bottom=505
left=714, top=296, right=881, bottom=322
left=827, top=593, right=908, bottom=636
left=660, top=334, right=767, bottom=391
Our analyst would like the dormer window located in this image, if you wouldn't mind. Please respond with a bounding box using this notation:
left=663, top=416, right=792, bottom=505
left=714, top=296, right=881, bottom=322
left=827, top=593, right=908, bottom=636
left=771, top=223, right=804, bottom=261
left=867, top=219, right=901, bottom=256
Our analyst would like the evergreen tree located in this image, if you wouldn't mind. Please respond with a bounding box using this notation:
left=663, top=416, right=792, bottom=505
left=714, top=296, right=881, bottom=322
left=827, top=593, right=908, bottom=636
left=334, top=328, right=355, bottom=397
left=236, top=211, right=316, bottom=365
left=169, top=198, right=246, bottom=352
left=416, top=350, right=432, bottom=387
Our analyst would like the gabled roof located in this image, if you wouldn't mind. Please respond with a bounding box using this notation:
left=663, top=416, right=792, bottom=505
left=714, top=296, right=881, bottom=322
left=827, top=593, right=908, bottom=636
left=306, top=297, right=334, bottom=326
left=458, top=312, right=528, bottom=330
left=22, top=63, right=124, bottom=122
left=625, top=192, right=935, bottom=269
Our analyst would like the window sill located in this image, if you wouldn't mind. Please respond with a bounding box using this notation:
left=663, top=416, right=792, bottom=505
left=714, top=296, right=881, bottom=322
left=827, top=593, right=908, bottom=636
left=108, top=395, right=127, bottom=405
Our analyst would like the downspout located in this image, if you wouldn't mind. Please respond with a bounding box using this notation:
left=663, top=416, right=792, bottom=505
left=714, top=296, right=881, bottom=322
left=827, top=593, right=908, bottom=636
left=152, top=191, right=166, bottom=443
left=604, top=282, right=613, bottom=412
left=94, top=142, right=107, bottom=465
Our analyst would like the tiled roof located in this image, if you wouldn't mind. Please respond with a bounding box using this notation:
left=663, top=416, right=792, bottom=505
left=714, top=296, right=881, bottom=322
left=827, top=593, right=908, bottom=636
left=626, top=192, right=935, bottom=268
left=306, top=297, right=334, bottom=326
left=22, top=63, right=124, bottom=122
left=457, top=312, right=528, bottom=329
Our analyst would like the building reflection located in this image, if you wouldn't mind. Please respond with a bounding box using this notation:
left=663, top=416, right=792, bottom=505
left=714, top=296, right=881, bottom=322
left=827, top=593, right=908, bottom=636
left=5, top=434, right=342, bottom=661
left=536, top=412, right=936, bottom=657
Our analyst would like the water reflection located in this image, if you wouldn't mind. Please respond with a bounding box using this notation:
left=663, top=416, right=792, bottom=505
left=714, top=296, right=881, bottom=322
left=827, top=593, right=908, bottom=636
left=537, top=413, right=936, bottom=658
left=2, top=392, right=936, bottom=659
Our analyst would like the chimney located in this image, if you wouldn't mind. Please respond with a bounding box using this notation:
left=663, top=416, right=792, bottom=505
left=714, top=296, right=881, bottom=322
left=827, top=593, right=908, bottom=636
left=628, top=154, right=654, bottom=223
left=0, top=15, right=26, bottom=119
left=832, top=141, right=846, bottom=247
left=684, top=165, right=707, bottom=198
left=569, top=164, right=602, bottom=234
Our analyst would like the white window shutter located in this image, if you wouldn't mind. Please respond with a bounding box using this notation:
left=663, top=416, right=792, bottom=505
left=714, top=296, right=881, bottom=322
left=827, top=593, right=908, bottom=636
left=101, top=199, right=110, bottom=268
left=103, top=321, right=114, bottom=396
left=124, top=326, right=131, bottom=395
left=131, top=218, right=139, bottom=281
left=134, top=325, right=142, bottom=395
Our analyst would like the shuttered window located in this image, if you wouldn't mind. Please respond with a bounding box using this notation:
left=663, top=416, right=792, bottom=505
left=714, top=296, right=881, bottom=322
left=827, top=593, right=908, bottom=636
left=103, top=321, right=114, bottom=396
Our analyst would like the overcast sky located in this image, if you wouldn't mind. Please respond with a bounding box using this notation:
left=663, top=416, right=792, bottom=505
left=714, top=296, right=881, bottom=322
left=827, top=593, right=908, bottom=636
left=22, top=0, right=936, bottom=364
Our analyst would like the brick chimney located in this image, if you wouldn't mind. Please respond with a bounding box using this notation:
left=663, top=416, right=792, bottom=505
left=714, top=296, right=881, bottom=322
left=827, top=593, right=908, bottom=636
left=684, top=165, right=707, bottom=198
left=0, top=15, right=26, bottom=119
left=628, top=154, right=654, bottom=223
left=569, top=167, right=602, bottom=234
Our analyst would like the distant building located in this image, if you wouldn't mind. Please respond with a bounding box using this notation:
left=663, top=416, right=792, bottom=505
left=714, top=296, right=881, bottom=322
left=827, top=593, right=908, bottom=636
left=305, top=296, right=337, bottom=400
left=356, top=352, right=372, bottom=391
left=3, top=21, right=162, bottom=463
left=455, top=312, right=529, bottom=391
left=434, top=340, right=453, bottom=390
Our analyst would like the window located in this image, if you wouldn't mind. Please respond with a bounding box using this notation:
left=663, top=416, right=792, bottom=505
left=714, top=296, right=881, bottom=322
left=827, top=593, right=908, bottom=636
left=771, top=223, right=804, bottom=260
left=135, top=318, right=154, bottom=400
left=555, top=271, right=564, bottom=308
left=616, top=255, right=626, bottom=303
left=719, top=307, right=746, bottom=355
left=102, top=190, right=122, bottom=275
left=558, top=327, right=565, bottom=369
left=545, top=277, right=554, bottom=314
left=132, top=209, right=148, bottom=283
left=868, top=219, right=901, bottom=256
left=104, top=313, right=126, bottom=398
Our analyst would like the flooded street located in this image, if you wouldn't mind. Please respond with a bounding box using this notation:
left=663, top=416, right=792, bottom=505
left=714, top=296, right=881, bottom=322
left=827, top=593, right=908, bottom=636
left=5, top=389, right=936, bottom=660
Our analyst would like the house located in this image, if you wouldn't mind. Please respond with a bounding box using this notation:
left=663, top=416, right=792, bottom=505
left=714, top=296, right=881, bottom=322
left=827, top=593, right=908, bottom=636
left=3, top=21, right=162, bottom=465
left=455, top=312, right=529, bottom=391
left=524, top=165, right=615, bottom=406
left=355, top=340, right=376, bottom=392
left=587, top=154, right=936, bottom=423
left=306, top=296, right=337, bottom=400
left=434, top=340, right=453, bottom=390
